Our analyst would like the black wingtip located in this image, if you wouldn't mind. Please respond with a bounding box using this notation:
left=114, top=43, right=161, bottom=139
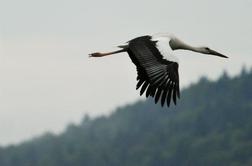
left=140, top=82, right=149, bottom=96
left=136, top=79, right=145, bottom=90
left=177, top=87, right=180, bottom=99
left=146, top=85, right=153, bottom=98
left=155, top=88, right=162, bottom=104
left=166, top=88, right=172, bottom=107
left=173, top=89, right=177, bottom=105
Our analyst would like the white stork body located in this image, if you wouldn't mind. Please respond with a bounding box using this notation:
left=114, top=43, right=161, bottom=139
left=90, top=33, right=228, bottom=107
left=151, top=33, right=179, bottom=63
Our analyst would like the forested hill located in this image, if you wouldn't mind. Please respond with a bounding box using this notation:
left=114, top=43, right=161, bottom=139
left=0, top=69, right=252, bottom=166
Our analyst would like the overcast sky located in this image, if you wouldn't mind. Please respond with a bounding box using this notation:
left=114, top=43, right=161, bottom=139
left=0, top=0, right=252, bottom=146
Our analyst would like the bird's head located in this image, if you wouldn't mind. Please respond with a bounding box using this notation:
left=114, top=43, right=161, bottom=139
left=200, top=47, right=228, bottom=58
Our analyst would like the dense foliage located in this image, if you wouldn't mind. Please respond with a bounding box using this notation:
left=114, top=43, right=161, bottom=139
left=0, top=69, right=252, bottom=166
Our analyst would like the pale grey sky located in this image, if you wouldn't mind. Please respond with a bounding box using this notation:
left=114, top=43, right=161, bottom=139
left=0, top=0, right=252, bottom=145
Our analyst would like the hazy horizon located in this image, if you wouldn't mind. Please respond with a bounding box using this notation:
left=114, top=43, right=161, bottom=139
left=1, top=0, right=252, bottom=146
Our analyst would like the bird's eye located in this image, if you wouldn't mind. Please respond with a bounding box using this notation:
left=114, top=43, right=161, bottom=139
left=205, top=47, right=210, bottom=50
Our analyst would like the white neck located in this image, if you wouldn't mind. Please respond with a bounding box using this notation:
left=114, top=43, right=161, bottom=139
left=184, top=45, right=205, bottom=53
left=172, top=39, right=207, bottom=54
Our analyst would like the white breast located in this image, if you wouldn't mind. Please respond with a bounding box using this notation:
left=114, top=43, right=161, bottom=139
left=151, top=34, right=179, bottom=63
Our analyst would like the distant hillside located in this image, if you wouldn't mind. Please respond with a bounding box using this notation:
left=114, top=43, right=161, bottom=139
left=0, top=69, right=252, bottom=166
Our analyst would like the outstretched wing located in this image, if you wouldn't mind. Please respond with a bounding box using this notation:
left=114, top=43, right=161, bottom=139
left=127, top=36, right=180, bottom=107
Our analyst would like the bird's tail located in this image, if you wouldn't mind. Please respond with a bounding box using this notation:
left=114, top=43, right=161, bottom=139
left=89, top=46, right=128, bottom=58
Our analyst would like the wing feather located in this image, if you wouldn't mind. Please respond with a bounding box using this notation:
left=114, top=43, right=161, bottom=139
left=127, top=36, right=180, bottom=107
left=140, top=81, right=149, bottom=96
left=136, top=79, right=145, bottom=90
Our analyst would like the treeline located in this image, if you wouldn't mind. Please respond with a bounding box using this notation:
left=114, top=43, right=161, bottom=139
left=0, top=68, right=252, bottom=166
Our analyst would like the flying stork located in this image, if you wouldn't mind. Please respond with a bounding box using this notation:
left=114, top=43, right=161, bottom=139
left=89, top=33, right=228, bottom=107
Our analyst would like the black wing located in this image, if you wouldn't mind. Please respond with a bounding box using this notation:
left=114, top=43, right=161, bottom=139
left=127, top=36, right=180, bottom=107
